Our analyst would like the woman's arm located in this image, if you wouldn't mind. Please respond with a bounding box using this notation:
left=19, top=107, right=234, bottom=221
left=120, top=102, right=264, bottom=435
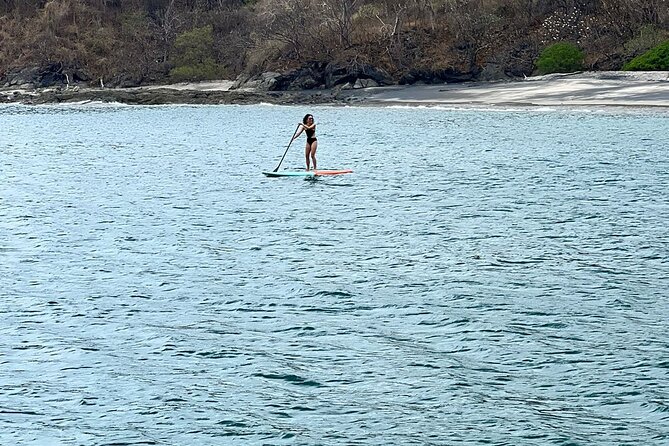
left=292, top=125, right=305, bottom=140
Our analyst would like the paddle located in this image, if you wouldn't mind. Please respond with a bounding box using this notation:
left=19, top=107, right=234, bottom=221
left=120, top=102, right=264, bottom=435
left=272, top=124, right=301, bottom=172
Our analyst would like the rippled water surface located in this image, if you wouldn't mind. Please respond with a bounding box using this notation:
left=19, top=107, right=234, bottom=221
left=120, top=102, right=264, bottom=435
left=1, top=103, right=668, bottom=445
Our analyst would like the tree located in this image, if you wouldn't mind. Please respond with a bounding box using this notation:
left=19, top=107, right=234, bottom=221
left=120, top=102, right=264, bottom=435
left=535, top=42, right=584, bottom=74
left=254, top=0, right=314, bottom=63
left=169, top=25, right=224, bottom=80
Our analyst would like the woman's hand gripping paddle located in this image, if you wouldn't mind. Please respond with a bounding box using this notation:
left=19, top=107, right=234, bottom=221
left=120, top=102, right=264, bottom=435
left=272, top=124, right=301, bottom=172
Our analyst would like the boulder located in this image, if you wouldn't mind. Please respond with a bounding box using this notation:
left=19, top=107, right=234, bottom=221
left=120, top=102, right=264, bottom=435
left=353, top=78, right=379, bottom=89
left=231, top=71, right=282, bottom=90
left=5, top=67, right=41, bottom=87
left=477, top=63, right=508, bottom=82
left=325, top=63, right=392, bottom=89
left=106, top=74, right=142, bottom=88
left=272, top=62, right=327, bottom=90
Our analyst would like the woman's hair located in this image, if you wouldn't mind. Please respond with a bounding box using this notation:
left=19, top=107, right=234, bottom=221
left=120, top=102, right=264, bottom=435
left=303, top=114, right=313, bottom=124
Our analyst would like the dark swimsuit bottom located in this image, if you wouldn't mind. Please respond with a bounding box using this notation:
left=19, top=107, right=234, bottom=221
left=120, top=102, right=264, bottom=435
left=306, top=128, right=317, bottom=145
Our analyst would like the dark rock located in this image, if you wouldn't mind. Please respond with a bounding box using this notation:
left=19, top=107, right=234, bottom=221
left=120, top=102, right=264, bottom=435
left=231, top=72, right=282, bottom=90
left=503, top=43, right=537, bottom=78
left=5, top=66, right=41, bottom=87
left=436, top=68, right=479, bottom=83
left=272, top=62, right=327, bottom=90
left=234, top=61, right=392, bottom=91
left=399, top=67, right=478, bottom=85
left=353, top=78, right=379, bottom=89
left=232, top=64, right=326, bottom=91
left=4, top=64, right=72, bottom=88
left=325, top=62, right=392, bottom=89
left=106, top=74, right=142, bottom=88
left=71, top=70, right=91, bottom=82
left=478, top=63, right=508, bottom=82
left=39, top=71, right=66, bottom=88
left=38, top=63, right=67, bottom=87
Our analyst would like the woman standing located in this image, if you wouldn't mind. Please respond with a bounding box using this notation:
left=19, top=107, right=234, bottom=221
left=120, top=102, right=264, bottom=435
left=292, top=114, right=318, bottom=171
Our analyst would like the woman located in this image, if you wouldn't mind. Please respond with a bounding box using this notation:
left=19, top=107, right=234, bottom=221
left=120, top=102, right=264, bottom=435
left=292, top=114, right=318, bottom=171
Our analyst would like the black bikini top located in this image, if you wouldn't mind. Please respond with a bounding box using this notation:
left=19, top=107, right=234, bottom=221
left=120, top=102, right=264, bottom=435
left=305, top=126, right=315, bottom=138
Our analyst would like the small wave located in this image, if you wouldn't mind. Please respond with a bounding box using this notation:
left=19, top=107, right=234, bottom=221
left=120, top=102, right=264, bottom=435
left=0, top=409, right=42, bottom=416
left=217, top=420, right=249, bottom=427
left=195, top=350, right=238, bottom=359
left=651, top=402, right=669, bottom=413
left=308, top=290, right=354, bottom=299
left=493, top=258, right=545, bottom=265
left=253, top=373, right=324, bottom=387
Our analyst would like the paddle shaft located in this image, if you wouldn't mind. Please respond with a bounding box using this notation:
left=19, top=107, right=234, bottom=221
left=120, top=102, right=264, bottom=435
left=273, top=124, right=301, bottom=172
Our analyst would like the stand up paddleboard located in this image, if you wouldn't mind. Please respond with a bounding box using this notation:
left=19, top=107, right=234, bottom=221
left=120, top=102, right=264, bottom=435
left=263, top=169, right=353, bottom=177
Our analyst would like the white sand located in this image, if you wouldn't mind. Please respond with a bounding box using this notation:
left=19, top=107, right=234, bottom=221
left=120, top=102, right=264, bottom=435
left=140, top=80, right=235, bottom=91
left=358, top=71, right=669, bottom=107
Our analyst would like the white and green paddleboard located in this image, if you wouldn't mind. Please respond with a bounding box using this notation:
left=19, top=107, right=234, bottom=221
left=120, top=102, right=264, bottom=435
left=262, top=169, right=353, bottom=177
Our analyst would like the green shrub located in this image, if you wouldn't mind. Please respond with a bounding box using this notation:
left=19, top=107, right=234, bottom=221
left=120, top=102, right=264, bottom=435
left=170, top=25, right=225, bottom=81
left=623, top=40, right=669, bottom=71
left=169, top=61, right=224, bottom=82
left=535, top=42, right=584, bottom=75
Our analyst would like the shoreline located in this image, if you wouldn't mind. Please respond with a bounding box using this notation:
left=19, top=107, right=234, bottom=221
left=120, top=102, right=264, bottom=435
left=352, top=71, right=669, bottom=108
left=1, top=71, right=668, bottom=108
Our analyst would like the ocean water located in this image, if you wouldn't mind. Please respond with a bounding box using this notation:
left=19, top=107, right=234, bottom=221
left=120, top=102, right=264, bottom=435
left=1, top=103, right=668, bottom=445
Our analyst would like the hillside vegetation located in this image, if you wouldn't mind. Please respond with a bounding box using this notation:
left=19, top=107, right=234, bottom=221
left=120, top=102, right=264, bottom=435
left=1, top=0, right=668, bottom=88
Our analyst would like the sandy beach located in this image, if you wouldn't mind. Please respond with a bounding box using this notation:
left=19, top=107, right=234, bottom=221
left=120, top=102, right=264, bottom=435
left=1, top=71, right=668, bottom=107
left=352, top=71, right=669, bottom=108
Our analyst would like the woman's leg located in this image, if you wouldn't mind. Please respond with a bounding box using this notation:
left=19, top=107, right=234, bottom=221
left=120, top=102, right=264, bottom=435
left=305, top=143, right=311, bottom=170
left=310, top=141, right=318, bottom=170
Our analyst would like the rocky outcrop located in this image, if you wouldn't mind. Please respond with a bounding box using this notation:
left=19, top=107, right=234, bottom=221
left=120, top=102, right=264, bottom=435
left=232, top=61, right=393, bottom=91
left=3, top=60, right=506, bottom=94
left=1, top=64, right=93, bottom=89
left=0, top=64, right=147, bottom=90
left=324, top=63, right=393, bottom=89
left=3, top=64, right=62, bottom=88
